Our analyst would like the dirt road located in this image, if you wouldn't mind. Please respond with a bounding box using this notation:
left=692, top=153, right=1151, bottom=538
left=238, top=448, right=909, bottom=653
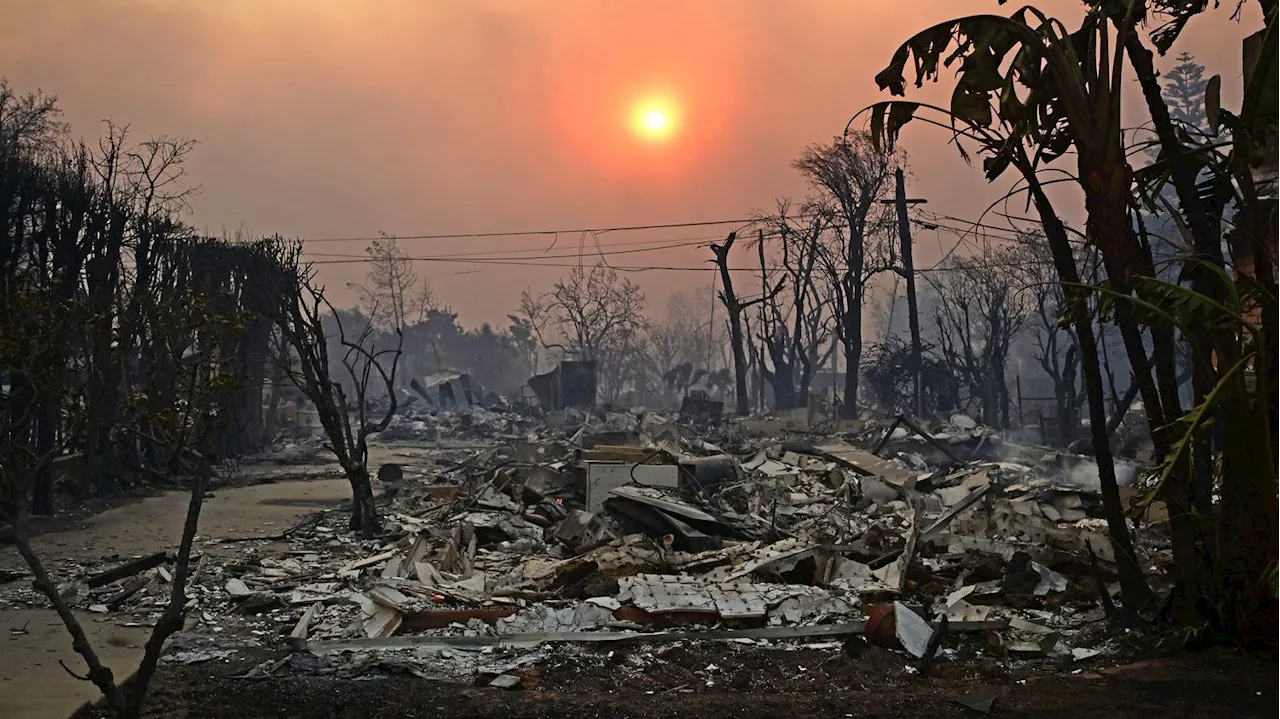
left=0, top=476, right=351, bottom=719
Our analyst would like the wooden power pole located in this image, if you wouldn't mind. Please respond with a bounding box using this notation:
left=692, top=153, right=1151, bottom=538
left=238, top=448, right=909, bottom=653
left=881, top=168, right=926, bottom=419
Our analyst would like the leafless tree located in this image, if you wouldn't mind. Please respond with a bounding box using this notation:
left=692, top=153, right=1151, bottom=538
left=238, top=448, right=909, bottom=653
left=361, top=236, right=417, bottom=331
left=1010, top=233, right=1088, bottom=444
left=753, top=202, right=837, bottom=410
left=926, top=246, right=1031, bottom=428
left=273, top=245, right=402, bottom=537
left=711, top=232, right=781, bottom=415
left=411, top=277, right=439, bottom=325
left=0, top=78, right=331, bottom=719
left=793, top=133, right=898, bottom=417
left=649, top=291, right=719, bottom=397
left=0, top=80, right=66, bottom=157
left=548, top=263, right=646, bottom=360
left=519, top=263, right=646, bottom=399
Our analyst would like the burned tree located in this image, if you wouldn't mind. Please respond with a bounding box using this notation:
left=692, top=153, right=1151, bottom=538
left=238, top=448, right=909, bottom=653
left=1014, top=233, right=1090, bottom=445
left=753, top=204, right=835, bottom=411
left=518, top=263, right=646, bottom=401
left=0, top=76, right=400, bottom=717
left=710, top=231, right=781, bottom=415
left=273, top=244, right=402, bottom=537
left=861, top=336, right=959, bottom=417
left=794, top=133, right=898, bottom=418
left=650, top=291, right=719, bottom=395
left=360, top=236, right=418, bottom=332
left=925, top=247, right=1030, bottom=428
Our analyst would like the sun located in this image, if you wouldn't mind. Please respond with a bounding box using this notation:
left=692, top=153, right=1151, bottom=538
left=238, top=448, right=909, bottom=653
left=631, top=98, right=678, bottom=140
left=644, top=109, right=669, bottom=133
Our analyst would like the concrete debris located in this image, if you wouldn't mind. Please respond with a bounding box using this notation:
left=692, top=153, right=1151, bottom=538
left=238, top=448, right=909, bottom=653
left=496, top=602, right=615, bottom=633
left=224, top=578, right=253, bottom=597
left=489, top=673, right=523, bottom=689
left=0, top=409, right=1168, bottom=682
left=162, top=649, right=236, bottom=665
left=617, top=573, right=854, bottom=622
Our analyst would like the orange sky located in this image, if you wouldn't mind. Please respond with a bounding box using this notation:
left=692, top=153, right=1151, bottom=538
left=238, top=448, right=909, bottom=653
left=0, top=0, right=1263, bottom=326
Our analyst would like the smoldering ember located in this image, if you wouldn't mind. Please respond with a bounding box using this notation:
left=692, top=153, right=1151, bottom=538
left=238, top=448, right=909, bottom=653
left=0, top=3, right=1276, bottom=719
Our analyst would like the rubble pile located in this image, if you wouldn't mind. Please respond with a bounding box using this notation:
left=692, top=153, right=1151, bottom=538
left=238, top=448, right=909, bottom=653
left=376, top=405, right=550, bottom=443
left=0, top=409, right=1168, bottom=685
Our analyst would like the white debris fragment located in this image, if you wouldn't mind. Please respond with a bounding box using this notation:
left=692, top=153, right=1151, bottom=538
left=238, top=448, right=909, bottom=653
left=1030, top=561, right=1069, bottom=596
left=224, top=578, right=253, bottom=597
left=893, top=601, right=935, bottom=658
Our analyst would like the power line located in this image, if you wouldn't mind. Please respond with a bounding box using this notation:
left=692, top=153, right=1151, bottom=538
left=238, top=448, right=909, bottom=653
left=300, top=217, right=765, bottom=244
left=295, top=208, right=1067, bottom=275
left=921, top=211, right=1031, bottom=237
left=298, top=208, right=1041, bottom=252
left=307, top=233, right=784, bottom=266
left=300, top=232, right=743, bottom=260
left=306, top=252, right=1054, bottom=275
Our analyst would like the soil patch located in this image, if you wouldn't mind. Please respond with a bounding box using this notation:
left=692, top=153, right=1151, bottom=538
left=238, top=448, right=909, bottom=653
left=76, top=645, right=1275, bottom=719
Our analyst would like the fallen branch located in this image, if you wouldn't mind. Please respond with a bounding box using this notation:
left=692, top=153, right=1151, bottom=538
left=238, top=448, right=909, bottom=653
left=872, top=416, right=904, bottom=455
left=87, top=552, right=170, bottom=589
left=213, top=510, right=328, bottom=544
left=104, top=573, right=154, bottom=608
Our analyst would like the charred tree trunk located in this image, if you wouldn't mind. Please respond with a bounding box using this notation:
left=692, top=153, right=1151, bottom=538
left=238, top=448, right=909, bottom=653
left=760, top=357, right=797, bottom=411
left=1079, top=148, right=1192, bottom=617
left=1121, top=33, right=1226, bottom=601
left=270, top=246, right=402, bottom=539
left=31, top=399, right=56, bottom=514
left=840, top=277, right=864, bottom=419
left=983, top=309, right=1001, bottom=428
left=712, top=232, right=778, bottom=416
left=1025, top=159, right=1153, bottom=614
left=1061, top=346, right=1080, bottom=446
left=262, top=336, right=287, bottom=447
left=712, top=234, right=752, bottom=416
left=345, top=463, right=380, bottom=536
left=83, top=240, right=124, bottom=496
left=228, top=255, right=275, bottom=456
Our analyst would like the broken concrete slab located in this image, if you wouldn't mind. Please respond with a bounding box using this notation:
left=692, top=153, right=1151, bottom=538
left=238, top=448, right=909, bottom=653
left=489, top=673, right=522, bottom=689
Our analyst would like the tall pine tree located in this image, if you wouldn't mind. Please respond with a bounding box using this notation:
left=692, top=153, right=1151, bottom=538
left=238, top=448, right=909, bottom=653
left=1160, top=52, right=1209, bottom=129
left=1145, top=52, right=1211, bottom=269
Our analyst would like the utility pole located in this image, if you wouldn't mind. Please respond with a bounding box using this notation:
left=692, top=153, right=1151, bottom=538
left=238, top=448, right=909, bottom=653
left=880, top=168, right=926, bottom=419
